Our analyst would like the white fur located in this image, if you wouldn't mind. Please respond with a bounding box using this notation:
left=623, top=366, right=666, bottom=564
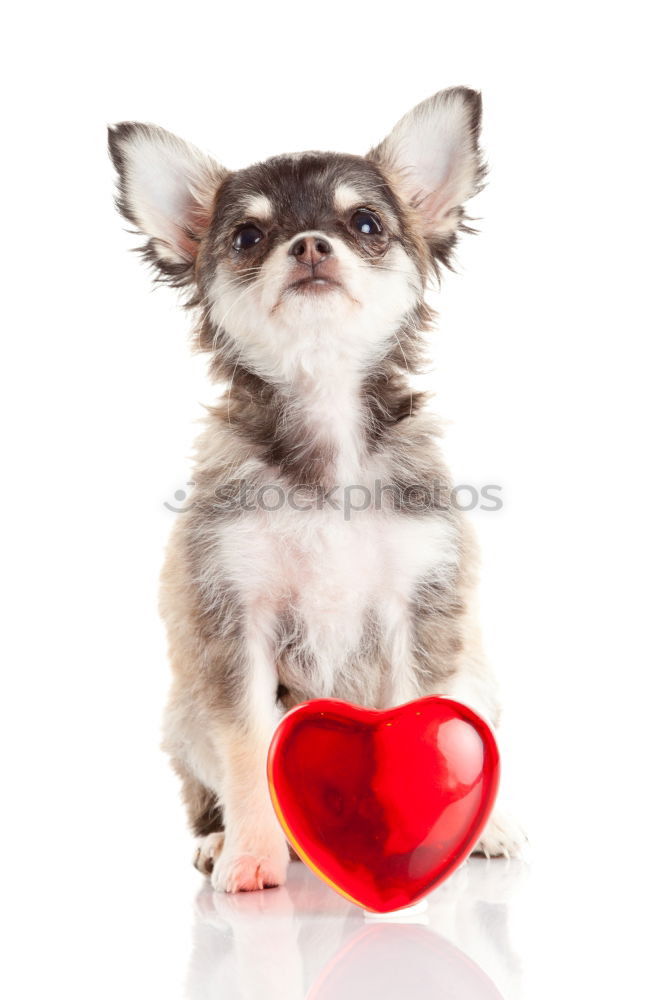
left=333, top=183, right=365, bottom=213
left=374, top=89, right=482, bottom=236
left=114, top=124, right=222, bottom=263
left=212, top=494, right=459, bottom=702
left=243, top=193, right=273, bottom=220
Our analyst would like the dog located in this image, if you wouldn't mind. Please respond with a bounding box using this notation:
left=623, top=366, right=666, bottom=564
left=109, top=87, right=524, bottom=894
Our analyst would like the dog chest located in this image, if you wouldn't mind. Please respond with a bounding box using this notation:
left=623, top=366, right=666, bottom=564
left=213, top=503, right=459, bottom=658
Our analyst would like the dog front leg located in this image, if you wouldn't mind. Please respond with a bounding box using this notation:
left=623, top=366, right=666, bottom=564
left=210, top=623, right=289, bottom=894
left=445, top=660, right=527, bottom=859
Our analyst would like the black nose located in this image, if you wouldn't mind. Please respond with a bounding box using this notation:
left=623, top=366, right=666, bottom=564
left=289, top=235, right=332, bottom=269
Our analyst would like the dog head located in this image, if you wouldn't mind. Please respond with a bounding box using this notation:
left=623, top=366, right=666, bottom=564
left=109, top=88, right=485, bottom=382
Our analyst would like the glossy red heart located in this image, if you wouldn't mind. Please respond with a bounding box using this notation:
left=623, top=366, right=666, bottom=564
left=267, top=697, right=500, bottom=913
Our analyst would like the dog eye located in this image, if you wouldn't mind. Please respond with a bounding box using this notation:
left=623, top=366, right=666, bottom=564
left=233, top=225, right=264, bottom=251
left=351, top=210, right=382, bottom=235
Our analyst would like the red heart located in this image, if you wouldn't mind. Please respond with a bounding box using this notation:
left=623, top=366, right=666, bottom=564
left=267, top=697, right=500, bottom=913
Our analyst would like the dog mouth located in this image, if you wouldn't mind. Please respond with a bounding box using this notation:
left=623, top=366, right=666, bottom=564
left=271, top=272, right=354, bottom=315
left=285, top=275, right=342, bottom=296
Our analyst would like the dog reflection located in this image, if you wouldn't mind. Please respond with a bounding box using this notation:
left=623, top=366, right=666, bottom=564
left=186, top=859, right=525, bottom=1000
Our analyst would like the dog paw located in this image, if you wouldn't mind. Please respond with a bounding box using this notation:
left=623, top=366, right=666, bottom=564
left=194, top=832, right=225, bottom=876
left=211, top=851, right=288, bottom=893
left=472, top=810, right=527, bottom=859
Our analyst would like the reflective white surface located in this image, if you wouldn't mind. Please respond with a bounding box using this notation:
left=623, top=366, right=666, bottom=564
left=3, top=5, right=666, bottom=999
left=186, top=858, right=527, bottom=999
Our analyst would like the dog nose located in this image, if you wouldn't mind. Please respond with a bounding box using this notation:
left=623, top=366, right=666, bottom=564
left=289, top=235, right=332, bottom=269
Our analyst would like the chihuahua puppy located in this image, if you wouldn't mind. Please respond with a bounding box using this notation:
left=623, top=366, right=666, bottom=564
left=109, top=87, right=523, bottom=893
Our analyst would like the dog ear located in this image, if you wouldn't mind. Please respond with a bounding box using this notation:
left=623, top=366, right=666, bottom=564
left=368, top=88, right=486, bottom=249
left=108, top=122, right=226, bottom=286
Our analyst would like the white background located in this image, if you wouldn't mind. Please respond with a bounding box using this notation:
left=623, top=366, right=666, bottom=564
left=1, top=2, right=664, bottom=997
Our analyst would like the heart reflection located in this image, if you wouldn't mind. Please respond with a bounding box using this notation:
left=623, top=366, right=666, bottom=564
left=187, top=860, right=523, bottom=999
left=307, top=922, right=504, bottom=1000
